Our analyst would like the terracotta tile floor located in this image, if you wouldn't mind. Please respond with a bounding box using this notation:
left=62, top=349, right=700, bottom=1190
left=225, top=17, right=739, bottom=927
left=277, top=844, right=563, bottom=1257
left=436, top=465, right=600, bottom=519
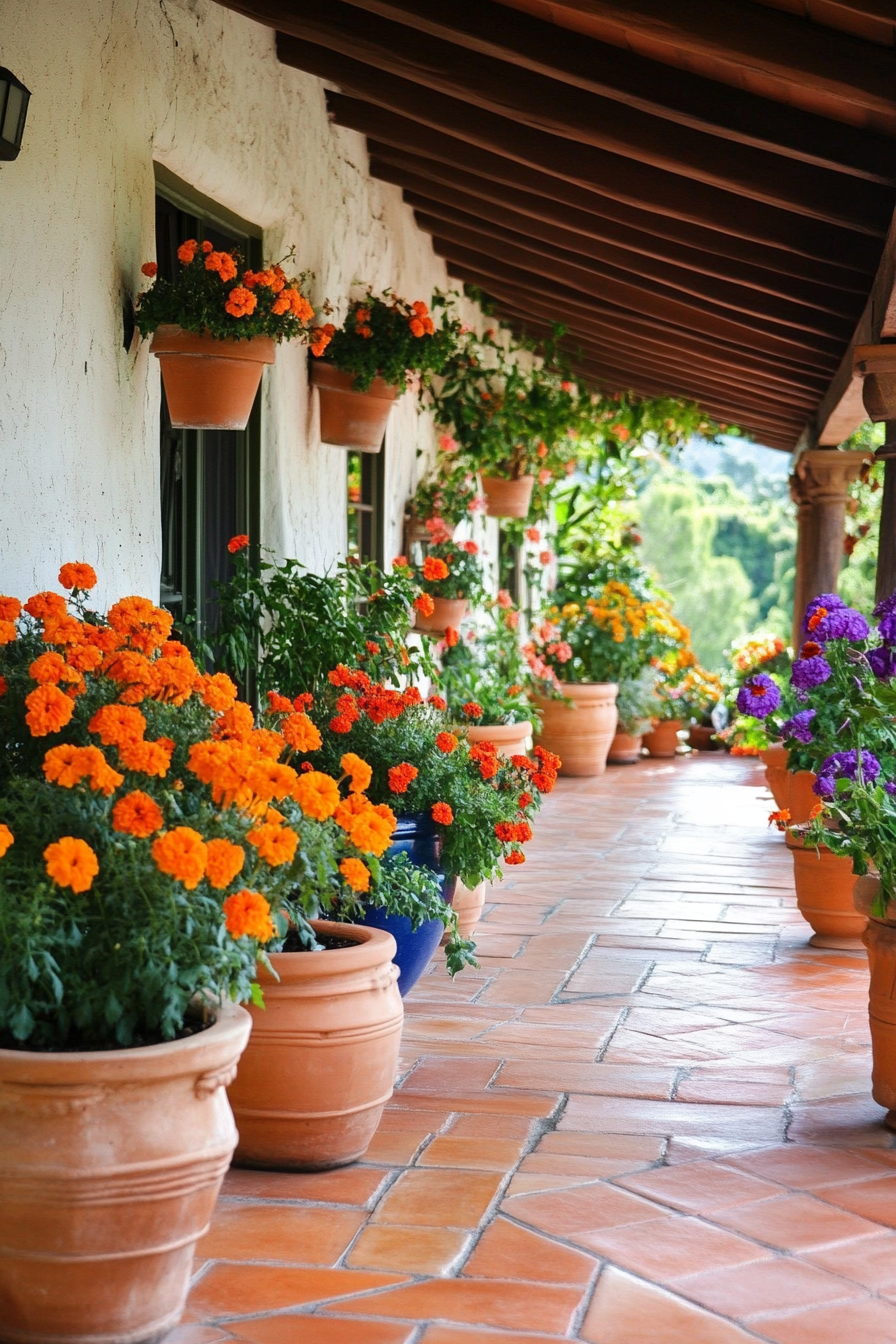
left=182, top=753, right=896, bottom=1343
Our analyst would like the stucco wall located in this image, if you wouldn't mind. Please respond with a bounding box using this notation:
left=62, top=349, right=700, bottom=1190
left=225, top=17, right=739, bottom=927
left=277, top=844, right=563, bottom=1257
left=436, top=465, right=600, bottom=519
left=0, top=0, right=458, bottom=605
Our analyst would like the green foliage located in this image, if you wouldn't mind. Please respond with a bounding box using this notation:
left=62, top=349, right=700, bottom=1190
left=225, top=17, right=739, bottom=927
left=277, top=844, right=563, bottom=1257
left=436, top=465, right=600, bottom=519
left=357, top=852, right=478, bottom=978
left=135, top=245, right=318, bottom=344
left=839, top=442, right=885, bottom=616
left=317, top=291, right=461, bottom=393
left=615, top=668, right=658, bottom=735
left=438, top=595, right=539, bottom=729
left=413, top=539, right=485, bottom=603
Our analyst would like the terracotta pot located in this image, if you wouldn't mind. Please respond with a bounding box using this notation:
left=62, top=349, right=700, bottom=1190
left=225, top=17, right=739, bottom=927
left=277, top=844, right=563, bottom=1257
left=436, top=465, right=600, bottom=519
left=450, top=879, right=488, bottom=941
left=688, top=724, right=720, bottom=751
left=862, top=916, right=896, bottom=1128
left=760, top=744, right=789, bottom=810
left=228, top=920, right=402, bottom=1171
left=414, top=596, right=468, bottom=636
left=0, top=1002, right=251, bottom=1344
left=608, top=732, right=643, bottom=764
left=481, top=475, right=535, bottom=518
left=534, top=683, right=618, bottom=777
left=785, top=831, right=868, bottom=949
left=462, top=720, right=533, bottom=760
left=788, top=770, right=819, bottom=824
left=854, top=343, right=896, bottom=422
left=151, top=324, right=275, bottom=430
left=643, top=720, right=682, bottom=758
left=311, top=360, right=398, bottom=452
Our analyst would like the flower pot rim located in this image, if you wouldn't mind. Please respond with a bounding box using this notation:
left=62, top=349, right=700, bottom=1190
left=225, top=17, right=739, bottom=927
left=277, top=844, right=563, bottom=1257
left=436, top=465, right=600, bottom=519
left=0, top=998, right=250, bottom=1080
left=150, top=323, right=276, bottom=362
left=265, top=920, right=398, bottom=980
left=310, top=358, right=400, bottom=401
left=460, top=719, right=533, bottom=739
left=535, top=681, right=619, bottom=694
left=481, top=472, right=535, bottom=485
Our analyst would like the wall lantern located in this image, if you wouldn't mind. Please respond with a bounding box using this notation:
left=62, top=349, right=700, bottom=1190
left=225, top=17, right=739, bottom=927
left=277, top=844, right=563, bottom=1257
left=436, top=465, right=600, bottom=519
left=0, top=68, right=30, bottom=161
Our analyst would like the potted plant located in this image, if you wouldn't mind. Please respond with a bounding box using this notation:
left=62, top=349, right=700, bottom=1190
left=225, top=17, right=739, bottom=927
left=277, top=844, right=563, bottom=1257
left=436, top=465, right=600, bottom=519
left=402, top=535, right=484, bottom=638
left=721, top=632, right=794, bottom=799
left=135, top=244, right=323, bottom=429
left=0, top=564, right=321, bottom=1342
left=310, top=290, right=461, bottom=452
left=679, top=665, right=725, bottom=751
left=609, top=668, right=655, bottom=764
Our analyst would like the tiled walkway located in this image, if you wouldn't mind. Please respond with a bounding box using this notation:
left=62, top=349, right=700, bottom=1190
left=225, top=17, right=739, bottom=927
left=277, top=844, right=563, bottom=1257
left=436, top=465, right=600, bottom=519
left=180, top=754, right=896, bottom=1343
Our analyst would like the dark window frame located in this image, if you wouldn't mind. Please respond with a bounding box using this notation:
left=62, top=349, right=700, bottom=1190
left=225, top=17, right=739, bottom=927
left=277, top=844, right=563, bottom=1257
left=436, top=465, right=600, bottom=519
left=346, top=448, right=386, bottom=569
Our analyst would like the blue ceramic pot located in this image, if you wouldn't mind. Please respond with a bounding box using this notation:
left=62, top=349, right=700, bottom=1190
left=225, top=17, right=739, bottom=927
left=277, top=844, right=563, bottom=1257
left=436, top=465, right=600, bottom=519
left=357, top=813, right=456, bottom=998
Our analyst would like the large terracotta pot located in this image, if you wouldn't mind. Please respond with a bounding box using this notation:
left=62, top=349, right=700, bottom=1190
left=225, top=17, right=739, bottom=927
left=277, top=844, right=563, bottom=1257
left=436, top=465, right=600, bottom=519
left=311, top=360, right=399, bottom=452
left=150, top=324, right=275, bottom=430
left=788, top=770, right=819, bottom=824
left=688, top=724, right=720, bottom=751
left=534, top=683, right=618, bottom=777
left=786, top=831, right=868, bottom=949
left=855, top=344, right=896, bottom=421
left=481, top=475, right=535, bottom=518
left=462, top=720, right=533, bottom=759
left=414, top=596, right=468, bottom=636
left=229, top=921, right=402, bottom=1171
left=608, top=732, right=643, bottom=764
left=0, top=1002, right=251, bottom=1344
left=643, top=719, right=682, bottom=758
left=760, top=744, right=789, bottom=810
left=450, top=879, right=488, bottom=941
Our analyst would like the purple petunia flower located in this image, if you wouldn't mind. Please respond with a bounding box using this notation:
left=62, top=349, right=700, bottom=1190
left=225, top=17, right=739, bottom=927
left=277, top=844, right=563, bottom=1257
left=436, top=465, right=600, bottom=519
left=818, top=748, right=881, bottom=786
left=874, top=591, right=896, bottom=621
left=810, top=607, right=869, bottom=643
left=790, top=655, right=832, bottom=692
left=813, top=775, right=836, bottom=797
left=868, top=645, right=896, bottom=681
left=802, top=593, right=845, bottom=635
left=879, top=612, right=896, bottom=644
left=735, top=672, right=781, bottom=719
left=779, top=709, right=816, bottom=744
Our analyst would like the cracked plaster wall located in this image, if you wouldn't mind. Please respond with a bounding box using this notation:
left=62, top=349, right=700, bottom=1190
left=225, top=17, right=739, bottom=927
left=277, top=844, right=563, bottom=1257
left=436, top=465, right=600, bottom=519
left=0, top=0, right=468, bottom=605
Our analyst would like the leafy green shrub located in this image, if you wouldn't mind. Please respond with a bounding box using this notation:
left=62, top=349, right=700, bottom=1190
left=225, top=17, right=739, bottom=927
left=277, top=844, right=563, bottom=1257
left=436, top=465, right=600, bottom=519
left=314, top=291, right=461, bottom=392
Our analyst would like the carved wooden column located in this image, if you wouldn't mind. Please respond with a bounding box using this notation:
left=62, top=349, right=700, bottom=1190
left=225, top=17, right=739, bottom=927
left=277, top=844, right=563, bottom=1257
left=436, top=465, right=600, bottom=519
left=793, top=450, right=869, bottom=636
left=789, top=471, right=816, bottom=649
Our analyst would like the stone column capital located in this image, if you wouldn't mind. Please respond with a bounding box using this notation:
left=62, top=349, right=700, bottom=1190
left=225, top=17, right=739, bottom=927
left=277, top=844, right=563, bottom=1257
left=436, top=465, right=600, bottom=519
left=796, top=449, right=870, bottom=503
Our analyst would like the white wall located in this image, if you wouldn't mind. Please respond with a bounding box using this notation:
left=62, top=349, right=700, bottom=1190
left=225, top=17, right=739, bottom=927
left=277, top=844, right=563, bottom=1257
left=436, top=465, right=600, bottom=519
left=0, top=0, right=456, bottom=605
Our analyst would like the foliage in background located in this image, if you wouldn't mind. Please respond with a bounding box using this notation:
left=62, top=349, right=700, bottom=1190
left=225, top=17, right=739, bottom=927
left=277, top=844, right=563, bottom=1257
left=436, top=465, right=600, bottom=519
left=315, top=291, right=461, bottom=393
left=838, top=422, right=885, bottom=615
left=438, top=593, right=540, bottom=728
left=719, top=631, right=793, bottom=755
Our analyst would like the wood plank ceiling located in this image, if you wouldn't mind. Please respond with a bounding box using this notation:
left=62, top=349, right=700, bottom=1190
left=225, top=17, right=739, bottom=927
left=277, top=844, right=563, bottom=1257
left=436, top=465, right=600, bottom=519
left=220, top=0, right=896, bottom=449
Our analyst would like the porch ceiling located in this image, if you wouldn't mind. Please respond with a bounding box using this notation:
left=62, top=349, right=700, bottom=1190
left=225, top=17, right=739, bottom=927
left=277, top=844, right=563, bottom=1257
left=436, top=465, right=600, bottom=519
left=219, top=0, right=896, bottom=450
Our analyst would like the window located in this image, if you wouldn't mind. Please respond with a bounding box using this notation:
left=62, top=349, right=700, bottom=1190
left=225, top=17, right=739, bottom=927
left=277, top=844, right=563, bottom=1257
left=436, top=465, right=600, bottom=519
left=154, top=167, right=262, bottom=642
left=346, top=449, right=385, bottom=568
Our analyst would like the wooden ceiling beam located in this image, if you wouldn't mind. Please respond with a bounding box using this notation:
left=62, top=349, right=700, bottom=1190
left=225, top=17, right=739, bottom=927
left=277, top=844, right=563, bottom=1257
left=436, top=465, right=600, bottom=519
left=411, top=200, right=854, bottom=337
left=493, top=0, right=896, bottom=133
left=270, top=6, right=895, bottom=233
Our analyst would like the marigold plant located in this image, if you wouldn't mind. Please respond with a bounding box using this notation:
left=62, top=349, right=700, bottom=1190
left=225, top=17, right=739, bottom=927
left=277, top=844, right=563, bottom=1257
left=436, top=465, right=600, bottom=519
left=313, top=289, right=461, bottom=392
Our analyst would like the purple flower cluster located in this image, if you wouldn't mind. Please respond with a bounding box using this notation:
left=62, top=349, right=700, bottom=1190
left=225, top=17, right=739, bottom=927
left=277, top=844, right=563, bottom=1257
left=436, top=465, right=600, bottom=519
left=810, top=607, right=869, bottom=642
left=779, top=709, right=816, bottom=744
left=802, top=593, right=844, bottom=636
left=790, top=654, right=832, bottom=697
left=868, top=645, right=896, bottom=682
left=735, top=672, right=781, bottom=720
left=813, top=748, right=882, bottom=798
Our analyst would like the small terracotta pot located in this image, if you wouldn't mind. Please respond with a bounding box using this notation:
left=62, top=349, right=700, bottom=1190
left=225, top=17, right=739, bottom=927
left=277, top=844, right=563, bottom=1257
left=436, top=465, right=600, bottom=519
left=608, top=732, right=643, bottom=764
left=0, top=1002, right=251, bottom=1344
left=462, top=720, right=533, bottom=760
left=481, top=475, right=535, bottom=518
left=785, top=831, right=868, bottom=949
left=414, top=596, right=468, bottom=636
left=788, top=770, right=819, bottom=824
left=854, top=343, right=896, bottom=421
left=228, top=920, right=402, bottom=1171
left=760, top=744, right=789, bottom=810
left=643, top=720, right=682, bottom=758
left=534, top=683, right=618, bottom=777
left=151, top=324, right=275, bottom=430
left=450, top=879, right=488, bottom=941
left=311, top=361, right=398, bottom=452
left=688, top=724, right=720, bottom=751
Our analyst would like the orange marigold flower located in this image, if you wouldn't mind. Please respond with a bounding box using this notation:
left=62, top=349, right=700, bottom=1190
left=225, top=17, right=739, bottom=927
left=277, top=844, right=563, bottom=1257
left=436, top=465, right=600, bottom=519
left=340, top=857, right=371, bottom=893
left=43, top=743, right=121, bottom=794
left=0, top=823, right=13, bottom=857
left=246, top=760, right=297, bottom=807
left=282, top=712, right=323, bottom=752
left=118, top=738, right=173, bottom=778
left=112, top=791, right=164, bottom=838
left=519, top=791, right=533, bottom=808
left=196, top=672, right=239, bottom=712
left=29, top=651, right=74, bottom=685
left=58, top=562, right=97, bottom=591
left=24, top=591, right=67, bottom=622
left=431, top=802, right=453, bottom=825
left=341, top=752, right=373, bottom=793
left=334, top=790, right=369, bottom=830
left=177, top=239, right=198, bottom=264
left=44, top=836, right=99, bottom=893
left=293, top=692, right=314, bottom=711
left=293, top=770, right=341, bottom=820
left=348, top=806, right=396, bottom=857
left=213, top=702, right=255, bottom=741
left=141, top=261, right=158, bottom=277
left=25, top=684, right=74, bottom=736
left=412, top=300, right=429, bottom=317
left=444, top=626, right=459, bottom=648
left=150, top=647, right=198, bottom=706
left=768, top=809, right=791, bottom=831
left=205, top=250, right=238, bottom=282
left=0, top=596, right=21, bottom=621
left=107, top=596, right=173, bottom=655
left=247, top=822, right=299, bottom=867
left=228, top=534, right=250, bottom=553
left=462, top=701, right=483, bottom=719
left=330, top=715, right=353, bottom=734
left=225, top=285, right=257, bottom=318
left=223, top=889, right=274, bottom=942
left=409, top=317, right=425, bottom=337
left=267, top=691, right=293, bottom=714
left=65, top=642, right=103, bottom=673
left=809, top=801, right=825, bottom=820
left=505, top=850, right=526, bottom=865
left=428, top=694, right=447, bottom=711
left=0, top=620, right=17, bottom=645
left=151, top=826, right=207, bottom=889
left=42, top=615, right=86, bottom=648
left=250, top=728, right=286, bottom=760
left=436, top=732, right=458, bottom=754
left=89, top=703, right=147, bottom=747
left=388, top=762, right=419, bottom=794
left=423, top=556, right=450, bottom=581
left=414, top=593, right=435, bottom=618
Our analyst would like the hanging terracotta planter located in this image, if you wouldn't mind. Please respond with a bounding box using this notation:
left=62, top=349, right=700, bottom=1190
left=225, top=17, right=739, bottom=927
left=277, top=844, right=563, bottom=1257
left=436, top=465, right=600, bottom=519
left=0, top=1002, right=251, bottom=1344
left=608, top=732, right=643, bottom=764
left=311, top=360, right=399, bottom=452
left=760, top=743, right=789, bottom=810
left=228, top=921, right=402, bottom=1171
left=534, top=683, right=618, bottom=777
left=854, top=344, right=896, bottom=422
left=643, top=719, right=682, bottom=758
left=688, top=724, right=720, bottom=751
left=481, top=475, right=535, bottom=518
left=462, top=720, right=533, bottom=759
left=788, top=770, right=819, bottom=824
left=414, top=596, right=468, bottom=636
left=150, top=324, right=275, bottom=430
left=786, top=830, right=867, bottom=950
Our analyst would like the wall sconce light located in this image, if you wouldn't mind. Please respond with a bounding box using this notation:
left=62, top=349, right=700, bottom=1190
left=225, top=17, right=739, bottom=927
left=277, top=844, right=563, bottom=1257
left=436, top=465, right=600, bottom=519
left=0, top=68, right=30, bottom=161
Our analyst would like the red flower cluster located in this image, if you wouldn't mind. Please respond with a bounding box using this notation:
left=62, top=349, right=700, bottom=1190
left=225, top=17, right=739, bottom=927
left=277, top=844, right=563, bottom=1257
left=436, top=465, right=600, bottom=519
left=469, top=741, right=498, bottom=780
left=388, top=762, right=419, bottom=794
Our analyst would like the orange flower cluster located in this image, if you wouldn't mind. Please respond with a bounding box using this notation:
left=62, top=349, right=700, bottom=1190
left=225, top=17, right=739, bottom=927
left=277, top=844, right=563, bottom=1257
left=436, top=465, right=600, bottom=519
left=152, top=826, right=208, bottom=890
left=247, top=820, right=299, bottom=867
left=293, top=770, right=341, bottom=820
left=388, top=762, right=418, bottom=794
left=206, top=837, right=246, bottom=889
left=462, top=702, right=483, bottom=720
left=225, top=286, right=257, bottom=318
left=282, top=711, right=323, bottom=752
left=436, top=732, right=458, bottom=754
left=205, top=250, right=238, bottom=283
left=58, top=562, right=97, bottom=591
left=341, top=752, right=372, bottom=794
left=188, top=726, right=298, bottom=815
left=0, top=824, right=13, bottom=857
left=44, top=836, right=99, bottom=893
left=431, top=802, right=453, bottom=825
left=340, top=857, right=371, bottom=893
left=25, top=684, right=75, bottom=737
left=408, top=300, right=434, bottom=337
left=223, top=889, right=275, bottom=942
left=469, top=741, right=499, bottom=780
left=196, top=672, right=239, bottom=713
left=414, top=593, right=435, bottom=618
left=768, top=809, right=791, bottom=832
left=422, top=556, right=450, bottom=582
left=495, top=820, right=533, bottom=843
left=43, top=744, right=123, bottom=796
left=310, top=323, right=336, bottom=357
left=354, top=305, right=373, bottom=340
left=88, top=704, right=174, bottom=779
left=333, top=791, right=397, bottom=856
